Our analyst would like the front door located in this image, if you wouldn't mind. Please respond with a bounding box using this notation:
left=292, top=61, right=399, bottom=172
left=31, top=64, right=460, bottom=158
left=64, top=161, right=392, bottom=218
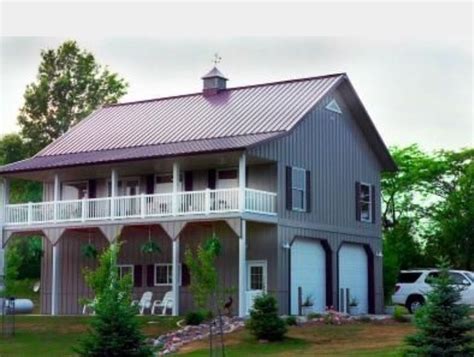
left=246, top=260, right=267, bottom=314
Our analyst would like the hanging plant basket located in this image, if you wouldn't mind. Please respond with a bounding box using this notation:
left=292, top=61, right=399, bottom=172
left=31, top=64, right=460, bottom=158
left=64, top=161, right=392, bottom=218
left=141, top=241, right=161, bottom=254
left=81, top=243, right=98, bottom=259
left=203, top=233, right=221, bottom=256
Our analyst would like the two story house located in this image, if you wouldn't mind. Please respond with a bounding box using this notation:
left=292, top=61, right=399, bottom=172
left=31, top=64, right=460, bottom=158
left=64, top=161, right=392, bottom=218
left=0, top=68, right=396, bottom=317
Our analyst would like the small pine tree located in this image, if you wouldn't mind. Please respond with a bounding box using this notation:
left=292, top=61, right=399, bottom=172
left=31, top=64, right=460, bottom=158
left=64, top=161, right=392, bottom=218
left=247, top=294, right=287, bottom=342
left=405, top=264, right=474, bottom=356
left=74, top=242, right=152, bottom=357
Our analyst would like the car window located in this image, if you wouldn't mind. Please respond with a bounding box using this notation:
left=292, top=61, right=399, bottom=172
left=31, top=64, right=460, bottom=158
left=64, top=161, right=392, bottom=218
left=398, top=272, right=422, bottom=283
left=467, top=272, right=474, bottom=282
left=425, top=272, right=439, bottom=284
left=450, top=273, right=471, bottom=285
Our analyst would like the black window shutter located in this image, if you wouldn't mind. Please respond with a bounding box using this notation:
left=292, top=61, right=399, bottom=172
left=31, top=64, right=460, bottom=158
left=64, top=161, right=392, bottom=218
left=305, top=170, right=311, bottom=213
left=371, top=185, right=376, bottom=224
left=88, top=179, right=97, bottom=199
left=286, top=166, right=292, bottom=210
left=208, top=169, right=216, bottom=189
left=355, top=181, right=361, bottom=221
left=146, top=264, right=154, bottom=287
left=181, top=263, right=190, bottom=286
left=146, top=175, right=154, bottom=194
left=184, top=171, right=193, bottom=191
left=133, top=265, right=142, bottom=287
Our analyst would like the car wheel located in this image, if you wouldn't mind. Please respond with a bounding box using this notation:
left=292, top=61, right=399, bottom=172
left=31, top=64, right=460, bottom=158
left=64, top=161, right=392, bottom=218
left=406, top=295, right=424, bottom=314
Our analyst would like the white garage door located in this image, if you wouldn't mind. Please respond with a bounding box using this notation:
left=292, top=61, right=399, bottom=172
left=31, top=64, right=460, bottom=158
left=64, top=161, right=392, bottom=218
left=291, top=239, right=326, bottom=314
left=339, top=244, right=368, bottom=314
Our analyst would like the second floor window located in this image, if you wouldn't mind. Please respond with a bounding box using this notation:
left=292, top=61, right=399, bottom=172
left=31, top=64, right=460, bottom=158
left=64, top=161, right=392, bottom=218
left=356, top=182, right=374, bottom=223
left=286, top=166, right=311, bottom=212
left=117, top=264, right=134, bottom=283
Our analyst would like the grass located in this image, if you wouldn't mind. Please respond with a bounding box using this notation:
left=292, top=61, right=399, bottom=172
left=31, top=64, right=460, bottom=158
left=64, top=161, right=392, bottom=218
left=179, top=322, right=414, bottom=356
left=0, top=315, right=180, bottom=357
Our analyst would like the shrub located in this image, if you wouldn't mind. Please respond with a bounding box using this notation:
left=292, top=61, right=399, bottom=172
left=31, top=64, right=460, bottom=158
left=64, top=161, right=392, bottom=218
left=307, top=312, right=322, bottom=320
left=246, top=294, right=287, bottom=341
left=285, top=316, right=297, bottom=326
left=392, top=306, right=410, bottom=323
left=185, top=311, right=206, bottom=326
left=74, top=242, right=152, bottom=357
left=405, top=264, right=474, bottom=356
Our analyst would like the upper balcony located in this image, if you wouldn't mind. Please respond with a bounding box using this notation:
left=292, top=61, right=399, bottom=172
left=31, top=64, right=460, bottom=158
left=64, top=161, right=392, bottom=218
left=1, top=151, right=278, bottom=230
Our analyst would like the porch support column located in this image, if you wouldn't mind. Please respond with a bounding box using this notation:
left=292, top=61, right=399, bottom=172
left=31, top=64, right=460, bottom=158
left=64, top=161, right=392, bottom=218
left=239, top=153, right=246, bottom=212
left=172, top=237, right=180, bottom=316
left=111, top=169, right=118, bottom=219
left=172, top=162, right=180, bottom=216
left=0, top=178, right=8, bottom=284
left=238, top=219, right=247, bottom=317
left=51, top=243, right=59, bottom=315
left=53, top=174, right=60, bottom=222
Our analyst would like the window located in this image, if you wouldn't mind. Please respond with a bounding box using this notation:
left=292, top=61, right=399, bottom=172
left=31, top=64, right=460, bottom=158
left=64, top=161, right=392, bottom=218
left=216, top=168, right=238, bottom=189
left=107, top=177, right=140, bottom=196
left=117, top=264, right=134, bottom=283
left=325, top=99, right=342, bottom=114
left=291, top=167, right=306, bottom=211
left=449, top=272, right=470, bottom=285
left=398, top=272, right=422, bottom=284
left=217, top=169, right=237, bottom=180
left=154, top=264, right=181, bottom=286
left=359, top=183, right=372, bottom=222
left=247, top=261, right=267, bottom=291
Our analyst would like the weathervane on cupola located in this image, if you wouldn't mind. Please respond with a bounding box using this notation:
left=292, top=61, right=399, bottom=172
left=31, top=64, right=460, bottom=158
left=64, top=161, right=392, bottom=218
left=202, top=53, right=228, bottom=96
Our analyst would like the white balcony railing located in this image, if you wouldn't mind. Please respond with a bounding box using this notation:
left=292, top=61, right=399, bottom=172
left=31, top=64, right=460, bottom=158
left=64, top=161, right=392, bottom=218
left=4, top=188, right=277, bottom=227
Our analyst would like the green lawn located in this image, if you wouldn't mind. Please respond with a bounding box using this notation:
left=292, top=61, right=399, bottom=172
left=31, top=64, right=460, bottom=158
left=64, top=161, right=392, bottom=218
left=180, top=322, right=414, bottom=356
left=0, top=315, right=180, bottom=357
left=0, top=316, right=416, bottom=357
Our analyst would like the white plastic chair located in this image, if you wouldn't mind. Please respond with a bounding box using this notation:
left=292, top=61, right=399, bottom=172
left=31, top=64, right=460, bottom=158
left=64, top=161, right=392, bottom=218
left=132, top=291, right=153, bottom=315
left=151, top=291, right=173, bottom=315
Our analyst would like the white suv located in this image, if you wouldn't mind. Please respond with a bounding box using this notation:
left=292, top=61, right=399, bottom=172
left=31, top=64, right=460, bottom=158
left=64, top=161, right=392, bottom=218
left=392, top=269, right=474, bottom=313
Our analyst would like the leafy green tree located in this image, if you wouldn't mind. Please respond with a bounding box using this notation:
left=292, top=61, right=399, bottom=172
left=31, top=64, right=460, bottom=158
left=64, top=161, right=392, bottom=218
left=74, top=242, right=152, bottom=357
left=17, top=40, right=128, bottom=154
left=405, top=264, right=474, bottom=356
left=0, top=134, right=27, bottom=164
left=184, top=234, right=221, bottom=311
left=247, top=294, right=287, bottom=342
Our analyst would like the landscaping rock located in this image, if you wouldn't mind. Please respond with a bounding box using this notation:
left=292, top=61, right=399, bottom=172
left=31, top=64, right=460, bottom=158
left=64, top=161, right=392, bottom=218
left=153, top=316, right=245, bottom=356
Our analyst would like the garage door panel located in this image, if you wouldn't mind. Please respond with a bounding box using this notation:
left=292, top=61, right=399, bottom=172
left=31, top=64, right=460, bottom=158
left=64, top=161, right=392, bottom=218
left=339, top=244, right=368, bottom=314
left=291, top=239, right=326, bottom=314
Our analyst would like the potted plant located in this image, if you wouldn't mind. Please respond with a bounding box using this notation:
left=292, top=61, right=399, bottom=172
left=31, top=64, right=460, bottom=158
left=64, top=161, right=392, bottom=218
left=348, top=297, right=360, bottom=315
left=301, top=295, right=314, bottom=316
left=81, top=243, right=98, bottom=259
left=140, top=241, right=161, bottom=254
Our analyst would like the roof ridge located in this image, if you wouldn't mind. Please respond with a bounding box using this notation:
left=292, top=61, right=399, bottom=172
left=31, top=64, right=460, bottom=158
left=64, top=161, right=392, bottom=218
left=105, top=72, right=347, bottom=108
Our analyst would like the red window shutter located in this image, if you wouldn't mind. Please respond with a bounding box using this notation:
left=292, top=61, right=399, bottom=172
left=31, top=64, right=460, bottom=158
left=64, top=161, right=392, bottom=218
left=208, top=169, right=216, bottom=189
left=184, top=171, right=193, bottom=191
left=133, top=265, right=142, bottom=288
left=88, top=179, right=97, bottom=198
left=371, top=185, right=376, bottom=224
left=355, top=181, right=361, bottom=221
left=146, top=175, right=154, bottom=194
left=286, top=166, right=292, bottom=210
left=146, top=264, right=154, bottom=287
left=181, top=263, right=190, bottom=286
left=306, top=170, right=311, bottom=213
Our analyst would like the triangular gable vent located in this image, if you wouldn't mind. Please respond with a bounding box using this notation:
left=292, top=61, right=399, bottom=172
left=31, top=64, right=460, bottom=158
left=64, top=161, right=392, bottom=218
left=325, top=99, right=342, bottom=114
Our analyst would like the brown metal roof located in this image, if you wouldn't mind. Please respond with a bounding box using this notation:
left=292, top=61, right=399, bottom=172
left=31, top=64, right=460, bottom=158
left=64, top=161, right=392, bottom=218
left=0, top=72, right=396, bottom=174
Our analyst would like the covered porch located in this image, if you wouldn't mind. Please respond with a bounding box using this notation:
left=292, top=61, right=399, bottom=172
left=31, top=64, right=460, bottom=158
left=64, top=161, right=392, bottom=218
left=5, top=218, right=278, bottom=317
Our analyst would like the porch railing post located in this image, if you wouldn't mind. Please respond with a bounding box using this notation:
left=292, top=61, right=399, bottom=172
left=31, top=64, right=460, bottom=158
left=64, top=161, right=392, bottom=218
left=27, top=202, right=33, bottom=225
left=140, top=193, right=146, bottom=218
left=238, top=219, right=247, bottom=317
left=81, top=197, right=87, bottom=222
left=172, top=162, right=180, bottom=216
left=172, top=237, right=180, bottom=316
left=239, top=152, right=246, bottom=212
left=53, top=174, right=60, bottom=222
left=111, top=169, right=118, bottom=220
left=205, top=188, right=210, bottom=215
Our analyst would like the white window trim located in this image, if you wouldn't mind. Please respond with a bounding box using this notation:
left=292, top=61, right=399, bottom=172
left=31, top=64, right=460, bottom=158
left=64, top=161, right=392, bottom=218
left=360, top=182, right=372, bottom=223
left=117, top=264, right=134, bottom=283
left=61, top=180, right=89, bottom=200
left=154, top=263, right=182, bottom=286
left=247, top=260, right=268, bottom=292
left=107, top=176, right=141, bottom=197
left=291, top=167, right=306, bottom=212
